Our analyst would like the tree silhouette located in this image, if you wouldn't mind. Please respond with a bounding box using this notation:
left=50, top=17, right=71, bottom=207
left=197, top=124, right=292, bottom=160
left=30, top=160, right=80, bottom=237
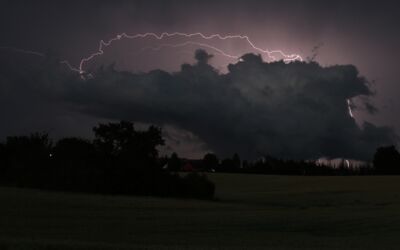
left=168, top=152, right=181, bottom=172
left=54, top=137, right=95, bottom=162
left=220, top=158, right=234, bottom=172
left=0, top=143, right=6, bottom=183
left=93, top=121, right=164, bottom=168
left=52, top=137, right=99, bottom=191
left=0, top=122, right=215, bottom=199
left=6, top=133, right=52, bottom=161
left=93, top=121, right=136, bottom=157
left=202, top=153, right=218, bottom=171
left=232, top=153, right=241, bottom=169
left=373, top=146, right=400, bottom=174
left=4, top=133, right=52, bottom=186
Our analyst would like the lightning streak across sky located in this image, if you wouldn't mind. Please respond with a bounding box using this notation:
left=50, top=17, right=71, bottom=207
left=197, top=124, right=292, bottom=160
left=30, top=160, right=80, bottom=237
left=1, top=34, right=357, bottom=120
left=72, top=32, right=303, bottom=74
left=1, top=32, right=303, bottom=74
left=1, top=36, right=355, bottom=119
left=0, top=46, right=82, bottom=74
left=0, top=46, right=45, bottom=57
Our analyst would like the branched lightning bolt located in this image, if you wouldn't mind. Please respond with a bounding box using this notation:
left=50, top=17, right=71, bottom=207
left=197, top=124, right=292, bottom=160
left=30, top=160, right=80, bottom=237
left=1, top=37, right=359, bottom=140
left=0, top=46, right=82, bottom=74
left=1, top=32, right=303, bottom=75
left=75, top=32, right=303, bottom=74
left=0, top=46, right=45, bottom=57
left=59, top=60, right=82, bottom=73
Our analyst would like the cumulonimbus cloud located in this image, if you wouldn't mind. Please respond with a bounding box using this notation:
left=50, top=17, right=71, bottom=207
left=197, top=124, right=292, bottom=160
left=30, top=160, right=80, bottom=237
left=0, top=50, right=397, bottom=160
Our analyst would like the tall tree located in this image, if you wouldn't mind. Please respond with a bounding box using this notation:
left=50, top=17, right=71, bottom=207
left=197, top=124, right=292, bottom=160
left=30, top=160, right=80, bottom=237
left=93, top=121, right=164, bottom=168
left=168, top=152, right=181, bottom=172
left=373, top=146, right=400, bottom=174
left=202, top=153, right=218, bottom=171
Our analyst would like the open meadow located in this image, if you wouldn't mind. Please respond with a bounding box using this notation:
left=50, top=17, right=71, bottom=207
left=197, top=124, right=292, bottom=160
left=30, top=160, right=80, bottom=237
left=1, top=174, right=400, bottom=249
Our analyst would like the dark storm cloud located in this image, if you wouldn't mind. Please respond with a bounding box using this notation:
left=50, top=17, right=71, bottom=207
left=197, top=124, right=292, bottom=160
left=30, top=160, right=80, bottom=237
left=0, top=52, right=106, bottom=139
left=1, top=50, right=395, bottom=160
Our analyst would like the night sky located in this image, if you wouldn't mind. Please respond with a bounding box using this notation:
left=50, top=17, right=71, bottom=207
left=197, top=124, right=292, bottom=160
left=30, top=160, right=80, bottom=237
left=0, top=0, right=399, bottom=160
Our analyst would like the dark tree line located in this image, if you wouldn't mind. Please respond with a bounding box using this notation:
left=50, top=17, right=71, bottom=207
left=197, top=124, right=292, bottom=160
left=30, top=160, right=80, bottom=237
left=1, top=120, right=399, bottom=200
left=167, top=146, right=400, bottom=176
left=0, top=121, right=215, bottom=200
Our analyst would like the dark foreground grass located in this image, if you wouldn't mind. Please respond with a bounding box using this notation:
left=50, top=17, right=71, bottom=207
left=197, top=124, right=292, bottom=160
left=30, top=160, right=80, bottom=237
left=1, top=174, right=400, bottom=249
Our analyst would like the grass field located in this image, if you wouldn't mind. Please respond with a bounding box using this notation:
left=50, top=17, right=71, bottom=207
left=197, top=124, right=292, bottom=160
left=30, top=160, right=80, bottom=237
left=1, top=174, right=400, bottom=249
